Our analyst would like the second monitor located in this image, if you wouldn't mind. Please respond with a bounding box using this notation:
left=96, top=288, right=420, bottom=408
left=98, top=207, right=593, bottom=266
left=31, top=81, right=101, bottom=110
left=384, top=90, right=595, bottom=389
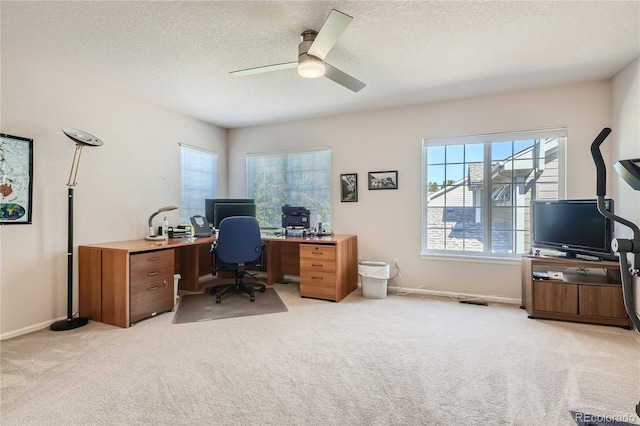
left=205, top=199, right=256, bottom=229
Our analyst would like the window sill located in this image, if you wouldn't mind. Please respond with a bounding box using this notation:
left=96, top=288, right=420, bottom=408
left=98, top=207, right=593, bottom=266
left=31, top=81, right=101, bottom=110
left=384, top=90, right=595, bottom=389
left=420, top=253, right=521, bottom=265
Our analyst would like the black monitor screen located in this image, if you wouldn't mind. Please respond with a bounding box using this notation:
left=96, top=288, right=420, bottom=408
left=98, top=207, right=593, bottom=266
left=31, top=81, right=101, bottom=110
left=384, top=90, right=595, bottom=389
left=205, top=198, right=253, bottom=226
left=213, top=203, right=256, bottom=229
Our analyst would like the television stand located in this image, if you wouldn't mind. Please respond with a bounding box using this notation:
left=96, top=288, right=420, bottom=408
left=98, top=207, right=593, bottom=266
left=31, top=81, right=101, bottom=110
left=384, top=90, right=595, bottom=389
left=521, top=255, right=632, bottom=328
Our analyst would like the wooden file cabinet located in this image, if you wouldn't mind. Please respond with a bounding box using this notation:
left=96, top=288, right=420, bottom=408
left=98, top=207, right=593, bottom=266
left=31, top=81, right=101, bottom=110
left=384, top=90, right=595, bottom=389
left=129, top=250, right=175, bottom=324
left=300, top=244, right=337, bottom=300
left=521, top=255, right=631, bottom=328
left=298, top=236, right=358, bottom=302
left=79, top=243, right=179, bottom=328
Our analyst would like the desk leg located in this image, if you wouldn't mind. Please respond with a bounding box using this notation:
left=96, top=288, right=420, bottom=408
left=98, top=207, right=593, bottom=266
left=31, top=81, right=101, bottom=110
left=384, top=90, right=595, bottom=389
left=265, top=240, right=300, bottom=285
left=177, top=245, right=201, bottom=292
left=266, top=241, right=283, bottom=285
left=79, top=246, right=103, bottom=321
left=101, top=251, right=130, bottom=328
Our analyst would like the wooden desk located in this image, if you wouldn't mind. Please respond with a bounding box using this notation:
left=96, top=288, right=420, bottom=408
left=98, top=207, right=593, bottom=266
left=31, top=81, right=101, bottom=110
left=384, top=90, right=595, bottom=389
left=78, top=234, right=357, bottom=328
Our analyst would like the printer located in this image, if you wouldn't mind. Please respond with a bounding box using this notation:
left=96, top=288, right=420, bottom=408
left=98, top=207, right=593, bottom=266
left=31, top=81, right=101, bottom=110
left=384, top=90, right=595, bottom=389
left=281, top=205, right=310, bottom=230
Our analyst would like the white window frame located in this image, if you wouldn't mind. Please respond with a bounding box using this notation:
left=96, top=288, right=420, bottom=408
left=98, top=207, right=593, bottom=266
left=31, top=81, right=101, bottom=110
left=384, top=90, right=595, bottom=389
left=179, top=144, right=217, bottom=223
left=422, top=128, right=566, bottom=260
left=246, top=148, right=331, bottom=228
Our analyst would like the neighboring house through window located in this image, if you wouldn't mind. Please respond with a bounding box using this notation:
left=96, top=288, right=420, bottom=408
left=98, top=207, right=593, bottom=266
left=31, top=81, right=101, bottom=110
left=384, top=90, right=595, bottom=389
left=246, top=148, right=331, bottom=228
left=179, top=144, right=217, bottom=223
left=422, top=129, right=566, bottom=257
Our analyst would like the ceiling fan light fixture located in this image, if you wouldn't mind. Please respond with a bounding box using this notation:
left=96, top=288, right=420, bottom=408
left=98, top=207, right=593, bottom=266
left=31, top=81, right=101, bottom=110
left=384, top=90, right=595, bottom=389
left=230, top=10, right=365, bottom=91
left=298, top=55, right=325, bottom=79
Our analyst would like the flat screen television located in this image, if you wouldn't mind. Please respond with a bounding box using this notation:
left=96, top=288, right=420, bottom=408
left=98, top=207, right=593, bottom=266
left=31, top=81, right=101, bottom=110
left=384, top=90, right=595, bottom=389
left=205, top=199, right=254, bottom=228
left=530, top=199, right=616, bottom=261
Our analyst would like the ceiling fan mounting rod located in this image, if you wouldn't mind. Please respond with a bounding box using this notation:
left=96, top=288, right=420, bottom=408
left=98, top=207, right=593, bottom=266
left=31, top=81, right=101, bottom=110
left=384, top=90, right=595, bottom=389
left=300, top=30, right=318, bottom=40
left=297, top=29, right=324, bottom=78
left=298, top=30, right=319, bottom=58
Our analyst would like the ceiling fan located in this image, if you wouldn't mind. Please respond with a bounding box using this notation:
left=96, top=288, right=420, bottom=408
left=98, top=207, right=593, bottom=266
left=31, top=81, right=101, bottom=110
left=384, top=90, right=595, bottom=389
left=230, top=9, right=366, bottom=93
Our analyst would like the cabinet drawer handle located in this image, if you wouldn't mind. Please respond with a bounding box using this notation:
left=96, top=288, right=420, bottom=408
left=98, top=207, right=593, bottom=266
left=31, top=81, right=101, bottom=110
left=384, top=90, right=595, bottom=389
left=146, top=280, right=168, bottom=291
left=147, top=257, right=161, bottom=262
left=146, top=271, right=161, bottom=277
left=311, top=276, right=323, bottom=280
left=311, top=263, right=323, bottom=267
left=311, top=251, right=323, bottom=255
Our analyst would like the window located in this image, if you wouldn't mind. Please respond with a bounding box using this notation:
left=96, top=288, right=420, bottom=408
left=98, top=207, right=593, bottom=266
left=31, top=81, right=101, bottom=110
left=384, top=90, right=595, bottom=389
left=180, top=145, right=217, bottom=223
left=247, top=148, right=331, bottom=228
left=422, top=129, right=566, bottom=257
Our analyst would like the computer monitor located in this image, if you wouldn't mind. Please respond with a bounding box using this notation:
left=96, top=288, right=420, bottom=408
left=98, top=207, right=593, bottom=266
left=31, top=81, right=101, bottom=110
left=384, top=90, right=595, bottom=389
left=213, top=203, right=256, bottom=229
left=204, top=198, right=254, bottom=227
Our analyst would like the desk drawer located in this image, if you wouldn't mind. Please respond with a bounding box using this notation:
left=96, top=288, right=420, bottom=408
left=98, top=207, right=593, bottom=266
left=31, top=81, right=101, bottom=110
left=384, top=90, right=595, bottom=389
left=130, top=250, right=174, bottom=285
left=300, top=244, right=336, bottom=261
left=300, top=270, right=336, bottom=300
left=130, top=277, right=174, bottom=323
left=131, top=267, right=174, bottom=286
left=131, top=250, right=174, bottom=270
left=300, top=258, right=336, bottom=273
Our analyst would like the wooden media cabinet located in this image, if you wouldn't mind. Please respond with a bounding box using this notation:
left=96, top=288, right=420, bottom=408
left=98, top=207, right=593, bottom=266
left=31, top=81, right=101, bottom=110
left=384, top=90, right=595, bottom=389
left=521, top=255, right=631, bottom=328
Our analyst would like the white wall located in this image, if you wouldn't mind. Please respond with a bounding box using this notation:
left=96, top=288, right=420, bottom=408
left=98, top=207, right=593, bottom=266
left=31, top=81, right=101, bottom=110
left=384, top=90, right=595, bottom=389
left=228, top=81, right=613, bottom=303
left=612, top=57, right=640, bottom=316
left=0, top=56, right=226, bottom=338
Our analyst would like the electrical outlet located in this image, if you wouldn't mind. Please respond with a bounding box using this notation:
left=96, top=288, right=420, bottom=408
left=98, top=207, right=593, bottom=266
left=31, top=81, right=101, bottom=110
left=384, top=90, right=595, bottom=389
left=393, top=258, right=400, bottom=269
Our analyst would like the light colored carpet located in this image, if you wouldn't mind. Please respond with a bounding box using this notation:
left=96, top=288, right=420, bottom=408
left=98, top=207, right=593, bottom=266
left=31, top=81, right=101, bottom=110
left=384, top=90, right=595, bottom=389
left=1, top=283, right=639, bottom=426
left=173, top=288, right=287, bottom=324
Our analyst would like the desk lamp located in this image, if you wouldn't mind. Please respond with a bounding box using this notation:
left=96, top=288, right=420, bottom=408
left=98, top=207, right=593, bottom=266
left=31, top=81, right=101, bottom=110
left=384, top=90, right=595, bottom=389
left=51, top=128, right=103, bottom=331
left=145, top=205, right=178, bottom=241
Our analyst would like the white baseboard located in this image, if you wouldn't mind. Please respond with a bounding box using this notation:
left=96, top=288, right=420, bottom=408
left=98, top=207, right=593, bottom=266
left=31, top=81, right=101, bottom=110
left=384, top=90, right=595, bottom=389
left=0, top=316, right=65, bottom=341
left=385, top=284, right=521, bottom=305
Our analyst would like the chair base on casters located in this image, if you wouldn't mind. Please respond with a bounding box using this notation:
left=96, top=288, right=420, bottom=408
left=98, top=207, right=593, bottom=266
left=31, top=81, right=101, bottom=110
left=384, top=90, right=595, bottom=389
left=210, top=277, right=266, bottom=303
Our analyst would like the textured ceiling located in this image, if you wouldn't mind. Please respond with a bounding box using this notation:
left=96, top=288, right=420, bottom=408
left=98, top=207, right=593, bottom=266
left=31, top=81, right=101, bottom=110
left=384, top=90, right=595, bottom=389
left=2, top=1, right=639, bottom=128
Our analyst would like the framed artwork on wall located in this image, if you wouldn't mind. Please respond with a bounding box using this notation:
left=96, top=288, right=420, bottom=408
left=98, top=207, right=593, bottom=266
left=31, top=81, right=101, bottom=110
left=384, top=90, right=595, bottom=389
left=368, top=170, right=398, bottom=190
left=340, top=173, right=358, bottom=202
left=0, top=133, right=34, bottom=224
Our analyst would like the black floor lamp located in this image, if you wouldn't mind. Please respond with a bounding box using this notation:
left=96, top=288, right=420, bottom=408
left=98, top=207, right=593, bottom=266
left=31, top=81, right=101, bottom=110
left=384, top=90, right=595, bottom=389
left=50, top=128, right=103, bottom=331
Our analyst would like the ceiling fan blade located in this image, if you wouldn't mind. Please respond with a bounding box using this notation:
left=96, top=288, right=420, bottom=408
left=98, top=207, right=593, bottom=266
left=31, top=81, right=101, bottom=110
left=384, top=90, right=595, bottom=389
left=307, top=9, right=353, bottom=60
left=324, top=63, right=366, bottom=92
left=230, top=62, right=297, bottom=77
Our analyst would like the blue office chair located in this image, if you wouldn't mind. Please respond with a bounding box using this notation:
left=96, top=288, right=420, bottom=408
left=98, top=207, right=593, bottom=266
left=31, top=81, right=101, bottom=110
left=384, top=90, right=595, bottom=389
left=209, top=216, right=266, bottom=303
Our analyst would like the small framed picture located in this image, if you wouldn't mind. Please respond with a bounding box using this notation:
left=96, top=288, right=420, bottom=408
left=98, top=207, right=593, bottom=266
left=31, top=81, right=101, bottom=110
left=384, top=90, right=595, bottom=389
left=368, top=170, right=398, bottom=190
left=0, top=133, right=34, bottom=224
left=340, top=173, right=358, bottom=202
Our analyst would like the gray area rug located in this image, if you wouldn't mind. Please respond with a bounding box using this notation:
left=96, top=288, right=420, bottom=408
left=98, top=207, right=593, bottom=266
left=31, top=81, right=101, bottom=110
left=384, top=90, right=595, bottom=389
left=172, top=287, right=287, bottom=323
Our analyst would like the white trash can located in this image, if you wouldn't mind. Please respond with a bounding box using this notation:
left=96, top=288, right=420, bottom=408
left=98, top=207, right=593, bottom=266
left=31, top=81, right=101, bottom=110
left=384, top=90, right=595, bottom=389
left=173, top=274, right=181, bottom=308
left=358, top=261, right=390, bottom=299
